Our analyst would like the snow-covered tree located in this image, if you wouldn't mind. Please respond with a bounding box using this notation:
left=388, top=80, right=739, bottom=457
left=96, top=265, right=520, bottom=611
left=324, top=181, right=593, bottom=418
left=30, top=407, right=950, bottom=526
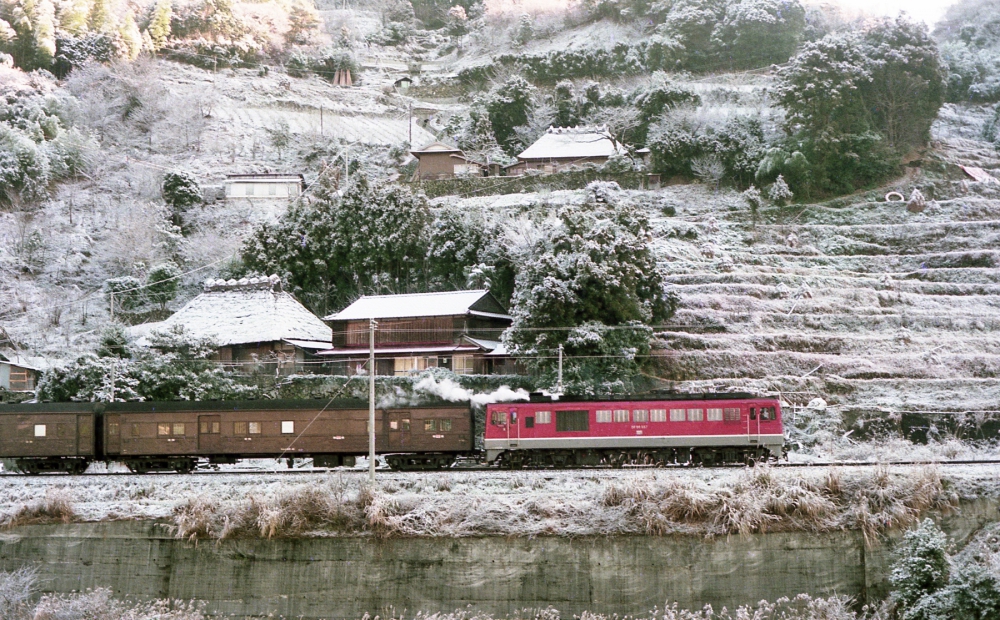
left=145, top=263, right=180, bottom=311
left=147, top=0, right=172, bottom=50
left=711, top=0, right=805, bottom=69
left=742, top=184, right=763, bottom=228
left=286, top=0, right=321, bottom=45
left=890, top=519, right=951, bottom=613
left=161, top=170, right=202, bottom=210
left=502, top=196, right=673, bottom=395
left=767, top=174, right=792, bottom=205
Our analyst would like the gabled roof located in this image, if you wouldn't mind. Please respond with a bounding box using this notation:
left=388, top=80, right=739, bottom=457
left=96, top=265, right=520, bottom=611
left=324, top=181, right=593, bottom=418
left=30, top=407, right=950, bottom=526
left=324, top=290, right=511, bottom=322
left=0, top=351, right=47, bottom=371
left=130, top=276, right=331, bottom=347
left=411, top=141, right=463, bottom=155
left=517, top=126, right=627, bottom=161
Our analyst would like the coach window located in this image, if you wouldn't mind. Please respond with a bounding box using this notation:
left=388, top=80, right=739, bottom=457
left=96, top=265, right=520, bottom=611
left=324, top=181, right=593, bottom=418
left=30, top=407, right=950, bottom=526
left=249, top=422, right=262, bottom=435
left=158, top=423, right=171, bottom=436
left=281, top=421, right=294, bottom=434
left=613, top=409, right=629, bottom=423
left=34, top=424, right=46, bottom=438
left=596, top=410, right=613, bottom=423
left=173, top=423, right=185, bottom=436
left=108, top=421, right=120, bottom=437
left=401, top=418, right=411, bottom=431
left=724, top=408, right=741, bottom=422
left=687, top=409, right=703, bottom=422
left=491, top=411, right=507, bottom=425
left=670, top=409, right=686, bottom=422
left=234, top=421, right=248, bottom=435
left=440, top=419, right=452, bottom=432
left=707, top=408, right=723, bottom=421
left=425, top=419, right=437, bottom=432
left=633, top=410, right=649, bottom=423
left=536, top=411, right=551, bottom=424
left=651, top=409, right=667, bottom=422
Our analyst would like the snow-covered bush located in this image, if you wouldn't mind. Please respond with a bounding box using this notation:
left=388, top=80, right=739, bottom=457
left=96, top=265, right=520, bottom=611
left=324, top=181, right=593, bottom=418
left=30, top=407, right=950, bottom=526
left=145, top=263, right=181, bottom=311
left=741, top=184, right=763, bottom=227
left=767, top=174, right=793, bottom=205
left=161, top=171, right=202, bottom=211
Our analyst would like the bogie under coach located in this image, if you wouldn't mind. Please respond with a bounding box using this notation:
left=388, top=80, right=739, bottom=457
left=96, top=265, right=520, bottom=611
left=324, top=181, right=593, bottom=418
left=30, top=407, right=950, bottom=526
left=484, top=394, right=782, bottom=468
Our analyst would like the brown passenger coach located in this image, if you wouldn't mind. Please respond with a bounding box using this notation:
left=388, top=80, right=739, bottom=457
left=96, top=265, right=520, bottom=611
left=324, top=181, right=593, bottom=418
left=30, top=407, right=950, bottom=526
left=1, top=399, right=473, bottom=473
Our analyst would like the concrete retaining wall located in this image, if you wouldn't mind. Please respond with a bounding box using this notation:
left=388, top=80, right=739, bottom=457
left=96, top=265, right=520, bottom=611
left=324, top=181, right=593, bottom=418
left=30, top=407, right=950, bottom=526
left=1, top=500, right=997, bottom=619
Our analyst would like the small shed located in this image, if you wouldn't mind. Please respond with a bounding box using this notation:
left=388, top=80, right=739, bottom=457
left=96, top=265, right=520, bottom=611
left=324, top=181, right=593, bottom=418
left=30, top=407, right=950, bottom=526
left=0, top=352, right=42, bottom=392
left=410, top=142, right=486, bottom=180
left=224, top=174, right=304, bottom=200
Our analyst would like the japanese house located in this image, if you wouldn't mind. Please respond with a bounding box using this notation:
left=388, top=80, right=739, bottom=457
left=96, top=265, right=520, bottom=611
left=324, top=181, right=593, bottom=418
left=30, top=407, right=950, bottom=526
left=130, top=275, right=332, bottom=375
left=224, top=174, right=304, bottom=200
left=0, top=352, right=42, bottom=392
left=319, top=290, right=516, bottom=376
left=506, top=126, right=627, bottom=175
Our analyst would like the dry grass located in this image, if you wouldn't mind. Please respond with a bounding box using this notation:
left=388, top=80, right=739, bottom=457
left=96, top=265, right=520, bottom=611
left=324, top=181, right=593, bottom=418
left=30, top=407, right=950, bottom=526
left=167, top=465, right=959, bottom=543
left=2, top=488, right=76, bottom=529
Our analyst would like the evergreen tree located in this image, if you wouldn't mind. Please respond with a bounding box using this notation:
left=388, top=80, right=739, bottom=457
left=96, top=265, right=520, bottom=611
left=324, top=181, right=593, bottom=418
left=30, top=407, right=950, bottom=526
left=119, top=9, right=141, bottom=60
left=87, top=0, right=114, bottom=33
left=147, top=0, right=171, bottom=50
left=286, top=0, right=320, bottom=44
left=56, top=0, right=89, bottom=35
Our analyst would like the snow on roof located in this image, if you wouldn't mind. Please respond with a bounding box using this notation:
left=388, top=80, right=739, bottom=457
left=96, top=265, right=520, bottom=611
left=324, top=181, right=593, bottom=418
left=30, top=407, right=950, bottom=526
left=131, top=276, right=331, bottom=347
left=0, top=351, right=48, bottom=371
left=324, top=290, right=509, bottom=321
left=517, top=126, right=627, bottom=161
left=411, top=141, right=463, bottom=155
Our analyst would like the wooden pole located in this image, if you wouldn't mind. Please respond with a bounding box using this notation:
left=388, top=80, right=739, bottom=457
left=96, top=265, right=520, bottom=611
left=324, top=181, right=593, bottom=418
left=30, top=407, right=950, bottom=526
left=368, top=318, right=377, bottom=483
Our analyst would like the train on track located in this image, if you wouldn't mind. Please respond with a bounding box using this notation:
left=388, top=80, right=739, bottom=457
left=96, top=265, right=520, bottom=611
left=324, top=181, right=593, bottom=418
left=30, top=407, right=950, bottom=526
left=0, top=393, right=783, bottom=474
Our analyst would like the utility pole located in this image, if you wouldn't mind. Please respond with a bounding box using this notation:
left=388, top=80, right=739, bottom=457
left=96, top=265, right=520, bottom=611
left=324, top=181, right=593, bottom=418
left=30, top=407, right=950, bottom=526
left=555, top=344, right=564, bottom=397
left=368, top=318, right=377, bottom=483
left=408, top=101, right=412, bottom=147
left=320, top=105, right=324, bottom=136
left=109, top=291, right=116, bottom=403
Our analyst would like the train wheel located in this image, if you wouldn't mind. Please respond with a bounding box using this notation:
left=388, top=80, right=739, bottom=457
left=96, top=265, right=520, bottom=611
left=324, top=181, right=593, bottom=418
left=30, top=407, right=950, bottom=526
left=15, top=460, right=39, bottom=475
left=70, top=460, right=90, bottom=475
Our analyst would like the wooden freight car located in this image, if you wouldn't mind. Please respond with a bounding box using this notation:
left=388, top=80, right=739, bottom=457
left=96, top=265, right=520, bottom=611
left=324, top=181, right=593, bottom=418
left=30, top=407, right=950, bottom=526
left=0, top=403, right=95, bottom=474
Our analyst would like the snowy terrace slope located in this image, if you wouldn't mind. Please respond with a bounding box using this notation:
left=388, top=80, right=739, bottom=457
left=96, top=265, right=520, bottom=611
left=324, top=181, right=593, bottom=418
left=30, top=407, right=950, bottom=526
left=433, top=104, right=1000, bottom=421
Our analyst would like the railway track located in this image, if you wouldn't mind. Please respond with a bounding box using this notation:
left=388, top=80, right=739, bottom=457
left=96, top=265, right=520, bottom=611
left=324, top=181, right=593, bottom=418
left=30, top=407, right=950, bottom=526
left=13, top=458, right=998, bottom=476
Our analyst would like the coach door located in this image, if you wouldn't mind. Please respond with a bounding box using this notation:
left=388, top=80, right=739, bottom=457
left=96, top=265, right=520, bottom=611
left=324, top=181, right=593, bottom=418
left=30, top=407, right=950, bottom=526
left=507, top=408, right=520, bottom=448
left=199, top=416, right=221, bottom=452
left=748, top=407, right=760, bottom=444
left=388, top=411, right=411, bottom=450
left=105, top=414, right=120, bottom=455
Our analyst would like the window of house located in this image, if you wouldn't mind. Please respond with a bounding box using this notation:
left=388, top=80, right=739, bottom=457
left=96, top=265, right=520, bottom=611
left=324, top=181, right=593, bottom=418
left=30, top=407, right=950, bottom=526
left=670, top=409, right=686, bottom=422
left=158, top=423, right=171, bottom=436
left=613, top=409, right=629, bottom=423
left=687, top=409, right=704, bottom=422
left=453, top=355, right=475, bottom=375
left=633, top=410, right=649, bottom=423
left=491, top=411, right=506, bottom=425
left=34, top=424, right=46, bottom=437
left=440, top=419, right=452, bottom=432
left=246, top=184, right=255, bottom=196
left=234, top=421, right=248, bottom=435
left=536, top=411, right=551, bottom=424
left=707, top=408, right=723, bottom=421
left=10, top=368, right=31, bottom=390
left=651, top=409, right=667, bottom=422
left=424, top=419, right=437, bottom=432
left=173, top=423, right=185, bottom=436
left=724, top=408, right=741, bottom=422
left=268, top=183, right=276, bottom=196
left=556, top=410, right=589, bottom=432
left=281, top=421, right=294, bottom=434
left=249, top=422, right=262, bottom=434
left=596, top=410, right=613, bottom=423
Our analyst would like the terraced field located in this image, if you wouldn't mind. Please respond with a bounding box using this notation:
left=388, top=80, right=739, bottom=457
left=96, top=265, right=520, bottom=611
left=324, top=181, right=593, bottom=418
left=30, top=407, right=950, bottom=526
left=651, top=111, right=1000, bottom=429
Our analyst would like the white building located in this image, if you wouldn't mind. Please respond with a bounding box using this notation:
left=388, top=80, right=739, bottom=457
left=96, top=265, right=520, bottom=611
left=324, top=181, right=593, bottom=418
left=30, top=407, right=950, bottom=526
left=224, top=174, right=304, bottom=200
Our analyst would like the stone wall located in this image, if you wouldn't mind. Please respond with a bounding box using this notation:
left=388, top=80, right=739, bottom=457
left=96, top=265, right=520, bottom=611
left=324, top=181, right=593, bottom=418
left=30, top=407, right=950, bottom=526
left=1, top=500, right=997, bottom=619
left=411, top=171, right=652, bottom=199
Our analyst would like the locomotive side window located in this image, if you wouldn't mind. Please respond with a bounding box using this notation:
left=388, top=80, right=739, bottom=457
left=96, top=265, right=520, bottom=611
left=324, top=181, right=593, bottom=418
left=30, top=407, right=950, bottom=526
left=440, top=419, right=452, bottom=431
left=596, top=410, right=612, bottom=423
left=157, top=423, right=171, bottom=436
left=425, top=419, right=437, bottom=432
left=613, top=409, right=629, bottom=423
left=651, top=409, right=667, bottom=422
left=249, top=422, right=262, bottom=434
left=687, top=409, right=704, bottom=422
left=491, top=411, right=507, bottom=425
left=750, top=408, right=757, bottom=420
left=707, top=408, right=723, bottom=421
left=525, top=417, right=534, bottom=428
left=281, top=421, right=295, bottom=434
left=173, top=423, right=185, bottom=436
left=724, top=408, right=741, bottom=422
left=633, top=410, right=649, bottom=423
left=536, top=411, right=551, bottom=424
left=556, top=410, right=589, bottom=432
left=34, top=424, right=46, bottom=437
left=670, top=409, right=685, bottom=422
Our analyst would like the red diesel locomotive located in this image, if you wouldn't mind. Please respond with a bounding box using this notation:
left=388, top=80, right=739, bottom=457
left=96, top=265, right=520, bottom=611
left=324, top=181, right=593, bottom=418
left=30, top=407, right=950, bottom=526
left=484, top=394, right=783, bottom=467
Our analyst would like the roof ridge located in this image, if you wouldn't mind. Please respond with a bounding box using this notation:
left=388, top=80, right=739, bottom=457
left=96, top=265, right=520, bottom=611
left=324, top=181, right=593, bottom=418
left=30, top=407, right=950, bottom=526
left=356, top=289, right=487, bottom=300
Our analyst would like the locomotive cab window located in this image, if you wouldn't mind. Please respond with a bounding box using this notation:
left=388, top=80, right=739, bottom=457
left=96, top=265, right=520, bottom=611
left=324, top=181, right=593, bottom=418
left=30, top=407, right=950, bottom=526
left=491, top=411, right=506, bottom=425
left=750, top=408, right=757, bottom=420
left=281, top=421, right=295, bottom=434
left=556, top=410, right=589, bottom=432
left=536, top=411, right=551, bottom=424
left=760, top=407, right=776, bottom=421
left=34, top=424, right=46, bottom=437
